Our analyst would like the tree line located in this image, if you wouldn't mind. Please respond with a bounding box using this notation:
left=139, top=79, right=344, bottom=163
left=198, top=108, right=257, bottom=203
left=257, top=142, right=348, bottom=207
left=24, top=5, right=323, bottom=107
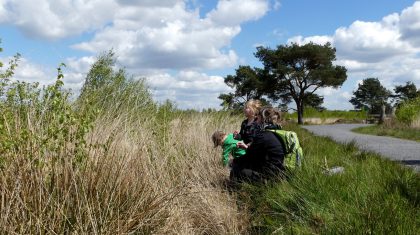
left=350, top=78, right=420, bottom=114
left=218, top=42, right=420, bottom=124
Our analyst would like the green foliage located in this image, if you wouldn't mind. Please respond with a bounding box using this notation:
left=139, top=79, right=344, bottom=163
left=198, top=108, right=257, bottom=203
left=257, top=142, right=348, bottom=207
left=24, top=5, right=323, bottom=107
left=393, top=81, right=420, bottom=105
left=285, top=106, right=367, bottom=121
left=0, top=63, right=95, bottom=167
left=0, top=52, right=21, bottom=97
left=218, top=66, right=268, bottom=109
left=396, top=96, right=420, bottom=125
left=255, top=42, right=347, bottom=124
left=77, top=50, right=155, bottom=123
left=353, top=124, right=420, bottom=142
left=350, top=78, right=391, bottom=113
left=303, top=93, right=324, bottom=111
left=0, top=40, right=21, bottom=81
left=219, top=42, right=348, bottom=123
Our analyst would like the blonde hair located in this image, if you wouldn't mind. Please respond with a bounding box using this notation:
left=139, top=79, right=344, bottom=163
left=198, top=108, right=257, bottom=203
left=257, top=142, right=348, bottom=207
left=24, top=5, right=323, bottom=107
left=258, top=107, right=283, bottom=125
left=211, top=130, right=226, bottom=147
left=245, top=99, right=262, bottom=116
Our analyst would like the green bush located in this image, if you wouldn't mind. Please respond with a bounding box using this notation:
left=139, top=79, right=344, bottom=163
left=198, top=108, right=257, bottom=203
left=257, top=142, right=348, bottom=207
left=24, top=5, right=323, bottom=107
left=396, top=97, right=420, bottom=125
left=77, top=50, right=156, bottom=122
left=0, top=64, right=95, bottom=166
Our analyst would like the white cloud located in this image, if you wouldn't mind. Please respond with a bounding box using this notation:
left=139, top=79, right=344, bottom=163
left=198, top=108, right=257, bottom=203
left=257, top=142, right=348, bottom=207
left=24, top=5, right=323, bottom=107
left=400, top=1, right=420, bottom=46
left=335, top=59, right=371, bottom=72
left=0, top=0, right=272, bottom=109
left=65, top=56, right=96, bottom=74
left=0, top=55, right=92, bottom=92
left=116, top=0, right=179, bottom=7
left=0, top=0, right=117, bottom=40
left=206, top=0, right=269, bottom=26
left=321, top=90, right=354, bottom=110
left=334, top=20, right=414, bottom=63
left=287, top=35, right=333, bottom=46
left=12, top=58, right=50, bottom=83
left=69, top=0, right=266, bottom=71
left=317, top=87, right=336, bottom=96
left=288, top=2, right=420, bottom=110
left=145, top=70, right=232, bottom=109
left=4, top=0, right=420, bottom=111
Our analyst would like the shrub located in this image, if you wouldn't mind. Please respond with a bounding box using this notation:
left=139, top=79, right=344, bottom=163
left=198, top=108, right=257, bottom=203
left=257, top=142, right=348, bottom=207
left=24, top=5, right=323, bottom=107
left=396, top=97, right=420, bottom=126
left=0, top=64, right=95, bottom=167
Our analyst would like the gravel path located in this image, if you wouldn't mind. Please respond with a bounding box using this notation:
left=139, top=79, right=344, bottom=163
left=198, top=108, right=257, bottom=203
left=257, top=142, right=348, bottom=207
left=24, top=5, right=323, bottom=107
left=301, top=124, right=420, bottom=171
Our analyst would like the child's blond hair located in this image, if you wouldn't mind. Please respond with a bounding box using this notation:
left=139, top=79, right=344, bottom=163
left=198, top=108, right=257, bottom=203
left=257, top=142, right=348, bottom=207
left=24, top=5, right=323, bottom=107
left=245, top=99, right=262, bottom=116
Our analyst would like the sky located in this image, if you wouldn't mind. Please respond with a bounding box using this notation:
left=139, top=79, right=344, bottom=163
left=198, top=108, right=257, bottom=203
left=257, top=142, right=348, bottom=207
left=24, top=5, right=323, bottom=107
left=1, top=0, right=419, bottom=110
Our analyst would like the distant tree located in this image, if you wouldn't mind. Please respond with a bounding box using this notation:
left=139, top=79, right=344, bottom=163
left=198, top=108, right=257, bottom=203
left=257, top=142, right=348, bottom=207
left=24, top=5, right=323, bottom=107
left=303, top=93, right=325, bottom=111
left=349, top=78, right=391, bottom=114
left=218, top=65, right=267, bottom=110
left=393, top=81, right=419, bottom=105
left=77, top=50, right=154, bottom=115
left=80, top=50, right=125, bottom=97
left=255, top=42, right=347, bottom=124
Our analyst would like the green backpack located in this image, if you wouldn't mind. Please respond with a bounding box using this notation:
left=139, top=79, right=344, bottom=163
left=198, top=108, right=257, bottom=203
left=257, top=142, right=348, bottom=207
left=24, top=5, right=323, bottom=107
left=267, top=129, right=303, bottom=170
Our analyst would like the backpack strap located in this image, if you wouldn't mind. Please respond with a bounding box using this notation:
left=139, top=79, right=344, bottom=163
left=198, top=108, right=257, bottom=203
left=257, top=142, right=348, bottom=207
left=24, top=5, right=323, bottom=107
left=266, top=129, right=288, bottom=154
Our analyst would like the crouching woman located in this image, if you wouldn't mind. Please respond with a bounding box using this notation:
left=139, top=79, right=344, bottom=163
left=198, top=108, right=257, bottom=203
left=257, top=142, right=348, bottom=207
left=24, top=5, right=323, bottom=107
left=230, top=107, right=285, bottom=182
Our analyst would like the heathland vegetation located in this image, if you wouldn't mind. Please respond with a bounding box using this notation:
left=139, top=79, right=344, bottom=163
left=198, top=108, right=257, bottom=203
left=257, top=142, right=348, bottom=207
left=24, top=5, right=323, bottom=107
left=1, top=46, right=419, bottom=234
left=353, top=96, right=420, bottom=142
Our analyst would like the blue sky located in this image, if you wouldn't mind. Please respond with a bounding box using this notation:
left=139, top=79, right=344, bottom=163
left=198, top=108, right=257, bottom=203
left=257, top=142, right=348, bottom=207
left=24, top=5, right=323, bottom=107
left=1, top=0, right=419, bottom=110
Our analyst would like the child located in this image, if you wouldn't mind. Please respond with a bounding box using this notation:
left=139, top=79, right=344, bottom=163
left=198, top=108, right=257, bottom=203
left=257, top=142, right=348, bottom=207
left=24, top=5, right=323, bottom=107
left=234, top=99, right=263, bottom=146
left=212, top=130, right=246, bottom=167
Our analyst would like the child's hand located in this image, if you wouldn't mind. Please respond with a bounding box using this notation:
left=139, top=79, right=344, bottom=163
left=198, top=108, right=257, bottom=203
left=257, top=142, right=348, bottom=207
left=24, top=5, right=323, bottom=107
left=237, top=142, right=248, bottom=149
left=233, top=130, right=239, bottom=138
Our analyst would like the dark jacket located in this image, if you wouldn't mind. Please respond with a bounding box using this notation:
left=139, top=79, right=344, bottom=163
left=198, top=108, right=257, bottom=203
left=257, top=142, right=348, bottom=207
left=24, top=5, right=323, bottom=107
left=233, top=128, right=285, bottom=176
left=235, top=119, right=262, bottom=144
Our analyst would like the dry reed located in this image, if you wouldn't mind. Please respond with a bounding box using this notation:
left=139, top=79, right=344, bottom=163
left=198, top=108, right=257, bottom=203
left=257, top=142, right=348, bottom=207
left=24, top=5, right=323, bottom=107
left=0, top=111, right=250, bottom=234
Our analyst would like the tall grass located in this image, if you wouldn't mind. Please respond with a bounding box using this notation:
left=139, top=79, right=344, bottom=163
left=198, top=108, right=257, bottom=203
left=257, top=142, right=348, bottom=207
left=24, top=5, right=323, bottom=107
left=0, top=62, right=249, bottom=234
left=0, top=95, right=249, bottom=233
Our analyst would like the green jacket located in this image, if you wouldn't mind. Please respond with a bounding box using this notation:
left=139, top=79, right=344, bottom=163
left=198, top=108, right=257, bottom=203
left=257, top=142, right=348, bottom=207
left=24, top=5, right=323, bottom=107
left=222, top=134, right=246, bottom=166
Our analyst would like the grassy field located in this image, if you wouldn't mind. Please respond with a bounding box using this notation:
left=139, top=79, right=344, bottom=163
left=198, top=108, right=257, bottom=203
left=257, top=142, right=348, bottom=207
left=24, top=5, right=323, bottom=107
left=352, top=116, right=420, bottom=142
left=239, top=123, right=420, bottom=234
left=1, top=100, right=419, bottom=234
left=1, top=56, right=418, bottom=234
left=0, top=105, right=248, bottom=233
left=285, top=107, right=367, bottom=124
left=353, top=124, right=420, bottom=142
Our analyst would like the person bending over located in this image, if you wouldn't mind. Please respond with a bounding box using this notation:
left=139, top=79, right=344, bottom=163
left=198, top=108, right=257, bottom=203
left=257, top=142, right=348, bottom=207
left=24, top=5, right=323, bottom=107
left=232, top=107, right=285, bottom=182
left=212, top=130, right=246, bottom=167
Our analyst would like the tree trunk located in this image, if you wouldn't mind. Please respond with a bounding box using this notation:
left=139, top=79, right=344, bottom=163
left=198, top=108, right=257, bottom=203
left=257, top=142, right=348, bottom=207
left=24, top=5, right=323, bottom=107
left=297, top=100, right=304, bottom=124
left=391, top=106, right=396, bottom=117
left=379, top=104, right=386, bottom=124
